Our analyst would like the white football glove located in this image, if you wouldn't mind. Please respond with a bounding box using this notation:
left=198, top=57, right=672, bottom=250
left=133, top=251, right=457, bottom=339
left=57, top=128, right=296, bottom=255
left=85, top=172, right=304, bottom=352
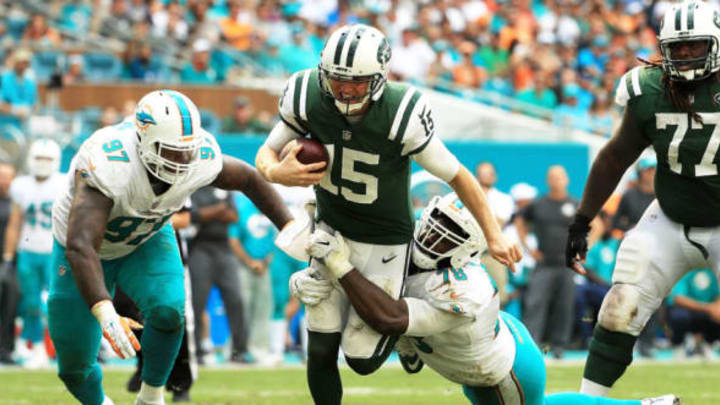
left=91, top=300, right=142, bottom=359
left=289, top=268, right=333, bottom=306
left=307, top=230, right=354, bottom=279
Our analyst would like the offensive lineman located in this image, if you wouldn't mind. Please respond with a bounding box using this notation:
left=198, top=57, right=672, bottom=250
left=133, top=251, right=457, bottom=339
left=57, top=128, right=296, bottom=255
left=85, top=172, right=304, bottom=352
left=297, top=193, right=680, bottom=405
left=565, top=0, right=720, bottom=397
left=2, top=139, right=64, bottom=367
left=255, top=24, right=521, bottom=404
left=49, top=90, right=292, bottom=405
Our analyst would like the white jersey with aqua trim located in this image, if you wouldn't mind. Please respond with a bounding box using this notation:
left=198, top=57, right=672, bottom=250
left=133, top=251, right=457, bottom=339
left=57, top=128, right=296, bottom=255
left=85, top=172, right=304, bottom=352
left=52, top=120, right=223, bottom=260
left=10, top=172, right=66, bottom=254
left=401, top=262, right=516, bottom=386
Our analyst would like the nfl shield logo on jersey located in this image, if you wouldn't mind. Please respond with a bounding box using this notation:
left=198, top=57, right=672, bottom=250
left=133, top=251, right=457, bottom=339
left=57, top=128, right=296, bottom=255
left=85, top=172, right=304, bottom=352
left=342, top=130, right=352, bottom=141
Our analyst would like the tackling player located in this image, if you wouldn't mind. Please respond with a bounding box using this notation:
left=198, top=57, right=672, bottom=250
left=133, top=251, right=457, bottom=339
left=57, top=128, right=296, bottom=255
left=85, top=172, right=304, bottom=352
left=255, top=23, right=521, bottom=405
left=297, top=193, right=680, bottom=405
left=49, top=90, right=292, bottom=405
left=3, top=138, right=64, bottom=368
left=565, top=0, right=720, bottom=397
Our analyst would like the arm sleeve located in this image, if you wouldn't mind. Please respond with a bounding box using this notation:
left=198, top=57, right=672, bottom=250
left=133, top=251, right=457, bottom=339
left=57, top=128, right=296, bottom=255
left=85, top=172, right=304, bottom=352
left=278, top=72, right=309, bottom=136
left=264, top=120, right=302, bottom=153
left=404, top=297, right=473, bottom=337
left=400, top=93, right=435, bottom=157
left=411, top=136, right=460, bottom=182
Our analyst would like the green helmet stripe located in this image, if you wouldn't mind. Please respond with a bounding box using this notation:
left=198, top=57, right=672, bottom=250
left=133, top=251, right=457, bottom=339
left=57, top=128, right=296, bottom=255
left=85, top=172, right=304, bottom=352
left=688, top=2, right=695, bottom=30
left=334, top=29, right=349, bottom=65
left=346, top=27, right=367, bottom=68
left=675, top=7, right=683, bottom=30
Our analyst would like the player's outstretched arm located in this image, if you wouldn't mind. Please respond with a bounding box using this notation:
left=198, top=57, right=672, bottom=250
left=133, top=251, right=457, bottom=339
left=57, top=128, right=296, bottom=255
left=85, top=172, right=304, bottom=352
left=65, top=171, right=114, bottom=307
left=566, top=107, right=650, bottom=273
left=449, top=166, right=522, bottom=271
left=212, top=155, right=293, bottom=230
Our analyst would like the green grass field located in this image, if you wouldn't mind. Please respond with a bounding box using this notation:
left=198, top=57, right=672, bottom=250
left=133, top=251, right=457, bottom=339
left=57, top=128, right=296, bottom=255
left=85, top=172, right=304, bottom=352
left=0, top=362, right=717, bottom=404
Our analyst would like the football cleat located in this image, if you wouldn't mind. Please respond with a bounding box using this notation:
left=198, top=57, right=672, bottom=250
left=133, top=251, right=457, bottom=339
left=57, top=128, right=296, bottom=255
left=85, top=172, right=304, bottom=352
left=641, top=394, right=681, bottom=405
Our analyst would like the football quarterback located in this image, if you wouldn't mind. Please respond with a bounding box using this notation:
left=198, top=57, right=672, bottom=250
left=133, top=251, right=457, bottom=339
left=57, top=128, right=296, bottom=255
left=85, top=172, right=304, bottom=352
left=255, top=23, right=521, bottom=405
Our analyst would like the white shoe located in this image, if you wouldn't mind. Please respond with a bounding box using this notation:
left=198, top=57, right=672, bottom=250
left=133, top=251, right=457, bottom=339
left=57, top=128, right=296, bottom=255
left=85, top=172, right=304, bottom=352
left=101, top=395, right=115, bottom=405
left=23, top=344, right=49, bottom=369
left=641, top=394, right=681, bottom=405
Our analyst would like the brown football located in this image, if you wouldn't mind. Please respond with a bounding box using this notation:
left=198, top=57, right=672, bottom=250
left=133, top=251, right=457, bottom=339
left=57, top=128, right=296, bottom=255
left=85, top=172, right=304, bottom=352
left=279, top=138, right=329, bottom=172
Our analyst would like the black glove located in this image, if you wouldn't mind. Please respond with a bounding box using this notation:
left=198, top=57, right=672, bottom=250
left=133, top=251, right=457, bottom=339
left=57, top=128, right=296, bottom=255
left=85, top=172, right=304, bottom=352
left=0, top=259, right=13, bottom=283
left=565, top=214, right=592, bottom=269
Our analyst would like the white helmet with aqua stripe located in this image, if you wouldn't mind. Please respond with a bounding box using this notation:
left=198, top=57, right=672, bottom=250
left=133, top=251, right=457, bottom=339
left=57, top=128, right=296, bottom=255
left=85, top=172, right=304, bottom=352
left=135, top=89, right=203, bottom=185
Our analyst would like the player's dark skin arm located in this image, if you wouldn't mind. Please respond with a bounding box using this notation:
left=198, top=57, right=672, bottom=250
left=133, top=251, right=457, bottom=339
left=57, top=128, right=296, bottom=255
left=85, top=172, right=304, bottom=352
left=65, top=171, right=114, bottom=308
left=211, top=155, right=292, bottom=229
left=576, top=107, right=651, bottom=219
left=337, top=269, right=410, bottom=336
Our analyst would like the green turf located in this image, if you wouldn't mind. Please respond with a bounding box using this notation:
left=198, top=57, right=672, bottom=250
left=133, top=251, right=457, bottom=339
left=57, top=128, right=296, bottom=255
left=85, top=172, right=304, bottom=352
left=0, top=363, right=714, bottom=404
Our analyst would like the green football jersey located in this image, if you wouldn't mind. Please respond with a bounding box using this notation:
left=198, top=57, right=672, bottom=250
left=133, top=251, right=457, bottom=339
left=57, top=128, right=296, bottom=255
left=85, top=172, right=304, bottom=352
left=278, top=68, right=435, bottom=244
left=617, top=65, right=720, bottom=226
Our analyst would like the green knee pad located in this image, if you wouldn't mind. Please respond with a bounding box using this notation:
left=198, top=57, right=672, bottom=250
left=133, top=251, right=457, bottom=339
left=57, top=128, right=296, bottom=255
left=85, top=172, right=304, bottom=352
left=584, top=326, right=637, bottom=387
left=144, top=305, right=184, bottom=333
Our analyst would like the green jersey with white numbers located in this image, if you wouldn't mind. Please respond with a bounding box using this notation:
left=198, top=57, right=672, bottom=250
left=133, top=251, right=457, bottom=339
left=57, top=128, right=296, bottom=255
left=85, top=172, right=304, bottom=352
left=616, top=65, right=720, bottom=226
left=279, top=69, right=435, bottom=244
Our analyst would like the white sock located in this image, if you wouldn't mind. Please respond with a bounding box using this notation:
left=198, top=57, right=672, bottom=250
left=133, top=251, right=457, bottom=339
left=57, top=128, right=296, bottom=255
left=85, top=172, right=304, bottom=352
left=580, top=378, right=611, bottom=396
left=138, top=382, right=164, bottom=404
left=269, top=320, right=287, bottom=356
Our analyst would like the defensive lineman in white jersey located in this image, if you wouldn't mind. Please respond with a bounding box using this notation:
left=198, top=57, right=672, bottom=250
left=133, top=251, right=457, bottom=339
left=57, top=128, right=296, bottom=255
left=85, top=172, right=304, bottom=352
left=3, top=139, right=64, bottom=368
left=295, top=193, right=680, bottom=405
left=48, top=89, right=293, bottom=405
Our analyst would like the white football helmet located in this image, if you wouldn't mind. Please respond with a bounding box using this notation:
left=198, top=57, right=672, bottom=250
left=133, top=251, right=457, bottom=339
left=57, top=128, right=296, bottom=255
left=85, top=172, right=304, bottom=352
left=413, top=193, right=487, bottom=270
left=135, top=90, right=202, bottom=185
left=27, top=138, right=61, bottom=179
left=318, top=24, right=391, bottom=115
left=658, top=0, right=720, bottom=81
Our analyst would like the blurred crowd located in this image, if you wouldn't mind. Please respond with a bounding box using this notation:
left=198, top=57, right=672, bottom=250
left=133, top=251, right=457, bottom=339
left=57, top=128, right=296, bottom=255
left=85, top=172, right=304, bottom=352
left=4, top=0, right=715, bottom=140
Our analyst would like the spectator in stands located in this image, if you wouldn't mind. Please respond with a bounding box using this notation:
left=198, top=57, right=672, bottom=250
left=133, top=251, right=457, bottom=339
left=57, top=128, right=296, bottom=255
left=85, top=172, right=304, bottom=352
left=229, top=192, right=275, bottom=363
left=127, top=0, right=149, bottom=25
left=0, top=163, right=17, bottom=365
left=59, top=0, right=92, bottom=35
left=452, top=41, right=487, bottom=88
left=222, top=96, right=272, bottom=135
left=667, top=269, right=720, bottom=358
left=189, top=187, right=251, bottom=364
left=516, top=165, right=578, bottom=358
left=22, top=14, right=61, bottom=48
left=127, top=42, right=165, bottom=82
left=476, top=32, right=509, bottom=76
left=100, top=0, right=133, bottom=40
left=181, top=39, right=219, bottom=84
left=476, top=162, right=513, bottom=304
left=151, top=1, right=189, bottom=46
left=390, top=26, right=436, bottom=83
left=62, top=54, right=85, bottom=85
left=514, top=72, right=558, bottom=117
left=0, top=49, right=37, bottom=131
left=278, top=21, right=320, bottom=75
left=574, top=211, right=618, bottom=349
left=220, top=0, right=255, bottom=51
left=188, top=0, right=221, bottom=45
left=553, top=84, right=592, bottom=132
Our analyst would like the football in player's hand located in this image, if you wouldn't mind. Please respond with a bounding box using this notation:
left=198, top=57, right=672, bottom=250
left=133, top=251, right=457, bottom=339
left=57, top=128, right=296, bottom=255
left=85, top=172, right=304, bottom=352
left=280, top=138, right=329, bottom=172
